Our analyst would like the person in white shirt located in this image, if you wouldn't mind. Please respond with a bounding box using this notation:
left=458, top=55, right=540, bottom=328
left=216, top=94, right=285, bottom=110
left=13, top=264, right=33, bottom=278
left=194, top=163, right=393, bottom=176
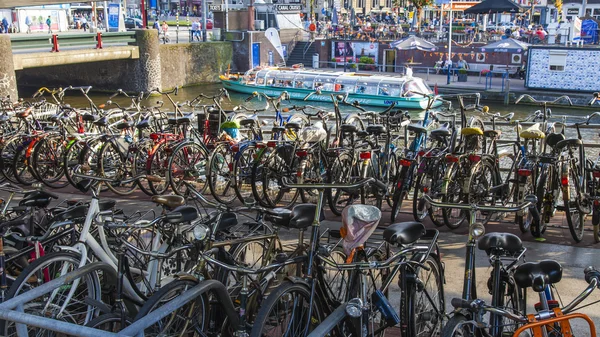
left=191, top=20, right=200, bottom=41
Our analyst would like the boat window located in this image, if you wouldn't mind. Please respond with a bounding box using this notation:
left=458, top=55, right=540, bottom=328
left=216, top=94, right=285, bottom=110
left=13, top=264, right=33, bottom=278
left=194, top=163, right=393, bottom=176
left=378, top=81, right=401, bottom=97
left=296, top=74, right=315, bottom=89
left=243, top=70, right=257, bottom=85
left=265, top=72, right=277, bottom=86
left=314, top=75, right=337, bottom=92
left=334, top=78, right=357, bottom=93
left=355, top=81, right=378, bottom=95
left=402, top=80, right=431, bottom=97
left=274, top=73, right=296, bottom=88
left=255, top=70, right=269, bottom=86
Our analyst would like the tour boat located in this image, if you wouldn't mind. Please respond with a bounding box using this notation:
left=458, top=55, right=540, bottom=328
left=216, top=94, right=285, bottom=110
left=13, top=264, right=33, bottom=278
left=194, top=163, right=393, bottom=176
left=220, top=66, right=440, bottom=109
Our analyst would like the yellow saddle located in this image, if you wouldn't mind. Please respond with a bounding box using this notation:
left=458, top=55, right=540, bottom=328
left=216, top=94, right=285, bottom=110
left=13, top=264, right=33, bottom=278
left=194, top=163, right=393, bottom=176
left=519, top=124, right=545, bottom=139
left=461, top=127, right=484, bottom=136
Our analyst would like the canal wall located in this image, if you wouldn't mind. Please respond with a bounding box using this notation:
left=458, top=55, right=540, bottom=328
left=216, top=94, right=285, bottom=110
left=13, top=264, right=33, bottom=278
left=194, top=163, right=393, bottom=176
left=159, top=42, right=233, bottom=91
left=11, top=30, right=233, bottom=96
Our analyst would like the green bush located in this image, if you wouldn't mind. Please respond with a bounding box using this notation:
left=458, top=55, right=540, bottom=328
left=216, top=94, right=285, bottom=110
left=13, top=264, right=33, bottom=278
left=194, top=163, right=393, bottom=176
left=359, top=56, right=374, bottom=65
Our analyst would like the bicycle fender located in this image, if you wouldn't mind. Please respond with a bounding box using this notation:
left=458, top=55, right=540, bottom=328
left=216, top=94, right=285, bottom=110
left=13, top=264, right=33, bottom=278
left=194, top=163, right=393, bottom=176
left=173, top=272, right=199, bottom=282
left=284, top=276, right=310, bottom=288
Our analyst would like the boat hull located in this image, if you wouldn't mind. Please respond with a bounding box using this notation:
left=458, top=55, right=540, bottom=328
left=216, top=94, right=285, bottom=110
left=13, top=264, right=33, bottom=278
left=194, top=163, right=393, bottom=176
left=221, top=80, right=440, bottom=109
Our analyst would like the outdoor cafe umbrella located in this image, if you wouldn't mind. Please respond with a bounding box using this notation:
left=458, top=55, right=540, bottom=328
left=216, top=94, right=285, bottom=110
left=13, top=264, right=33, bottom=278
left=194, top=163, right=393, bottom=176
left=390, top=35, right=437, bottom=51
left=480, top=38, right=530, bottom=53
left=332, top=7, right=339, bottom=26
left=464, top=0, right=522, bottom=14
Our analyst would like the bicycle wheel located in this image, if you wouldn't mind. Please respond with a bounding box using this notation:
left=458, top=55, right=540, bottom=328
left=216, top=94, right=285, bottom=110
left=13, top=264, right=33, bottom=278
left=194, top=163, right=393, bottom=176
left=440, top=313, right=474, bottom=337
left=134, top=278, right=207, bottom=336
left=594, top=204, right=600, bottom=243
left=0, top=136, right=21, bottom=184
left=168, top=141, right=209, bottom=196
left=262, top=145, right=299, bottom=208
left=489, top=272, right=522, bottom=336
left=564, top=160, right=586, bottom=243
left=2, top=251, right=102, bottom=337
left=300, top=151, right=329, bottom=204
left=131, top=138, right=154, bottom=196
left=467, top=158, right=496, bottom=225
left=515, top=172, right=536, bottom=233
left=31, top=135, right=69, bottom=188
left=251, top=147, right=271, bottom=207
left=207, top=143, right=238, bottom=204
left=98, top=140, right=137, bottom=196
left=360, top=154, right=384, bottom=209
left=12, top=145, right=37, bottom=185
left=327, top=151, right=360, bottom=216
left=400, top=254, right=445, bottom=337
left=250, top=281, right=324, bottom=337
left=147, top=142, right=170, bottom=195
left=414, top=159, right=445, bottom=226
left=233, top=143, right=258, bottom=203
left=64, top=137, right=103, bottom=190
left=442, top=162, right=467, bottom=230
left=533, top=167, right=550, bottom=238
left=391, top=163, right=416, bottom=222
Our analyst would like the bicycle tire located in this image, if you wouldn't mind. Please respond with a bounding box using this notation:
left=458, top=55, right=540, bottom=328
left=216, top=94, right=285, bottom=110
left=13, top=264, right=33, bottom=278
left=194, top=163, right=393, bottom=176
left=440, top=313, right=474, bottom=337
left=262, top=145, right=299, bottom=208
left=146, top=142, right=170, bottom=195
left=489, top=272, right=522, bottom=336
left=400, top=253, right=445, bottom=337
left=250, top=147, right=271, bottom=207
left=134, top=278, right=207, bottom=336
left=12, top=145, right=36, bottom=186
left=0, top=136, right=21, bottom=184
left=442, top=162, right=467, bottom=229
left=327, top=151, right=359, bottom=216
left=207, top=143, right=238, bottom=204
left=467, top=158, right=497, bottom=225
left=31, top=135, right=69, bottom=188
left=564, top=161, right=586, bottom=243
left=167, top=140, right=209, bottom=196
left=249, top=281, right=324, bottom=337
left=85, top=313, right=133, bottom=331
left=532, top=167, right=548, bottom=238
left=300, top=150, right=329, bottom=204
left=594, top=205, right=600, bottom=243
left=232, top=143, right=258, bottom=204
left=131, top=138, right=155, bottom=196
left=2, top=251, right=102, bottom=337
left=97, top=140, right=137, bottom=195
left=391, top=164, right=414, bottom=222
left=516, top=174, right=535, bottom=233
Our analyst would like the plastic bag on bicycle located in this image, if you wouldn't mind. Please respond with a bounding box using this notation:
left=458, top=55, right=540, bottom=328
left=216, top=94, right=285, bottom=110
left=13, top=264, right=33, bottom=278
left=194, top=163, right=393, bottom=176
left=340, top=205, right=381, bottom=255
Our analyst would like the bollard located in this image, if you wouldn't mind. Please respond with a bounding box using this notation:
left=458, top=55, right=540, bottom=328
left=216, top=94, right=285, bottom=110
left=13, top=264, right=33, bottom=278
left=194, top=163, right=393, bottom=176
left=504, top=79, right=511, bottom=105
left=95, top=32, right=103, bottom=49
left=51, top=34, right=59, bottom=52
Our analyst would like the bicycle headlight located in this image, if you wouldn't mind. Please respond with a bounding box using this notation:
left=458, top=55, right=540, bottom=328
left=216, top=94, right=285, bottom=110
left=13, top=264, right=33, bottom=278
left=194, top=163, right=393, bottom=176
left=193, top=224, right=208, bottom=241
left=345, top=298, right=363, bottom=318
left=470, top=223, right=485, bottom=239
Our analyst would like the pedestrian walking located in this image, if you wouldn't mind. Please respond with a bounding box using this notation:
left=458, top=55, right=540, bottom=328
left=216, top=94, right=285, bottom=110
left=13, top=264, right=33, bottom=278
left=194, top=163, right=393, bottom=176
left=46, top=16, right=52, bottom=33
left=82, top=16, right=88, bottom=32
left=25, top=16, right=32, bottom=33
left=1, top=18, right=8, bottom=34
left=191, top=19, right=199, bottom=41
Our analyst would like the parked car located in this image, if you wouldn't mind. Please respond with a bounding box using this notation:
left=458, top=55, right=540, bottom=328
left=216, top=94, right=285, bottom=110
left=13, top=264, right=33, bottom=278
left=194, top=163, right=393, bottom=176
left=125, top=17, right=143, bottom=29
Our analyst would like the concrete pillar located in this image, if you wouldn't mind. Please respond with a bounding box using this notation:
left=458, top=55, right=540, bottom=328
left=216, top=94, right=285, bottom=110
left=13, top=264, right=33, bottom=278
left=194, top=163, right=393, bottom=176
left=0, top=35, right=18, bottom=102
left=134, top=29, right=162, bottom=92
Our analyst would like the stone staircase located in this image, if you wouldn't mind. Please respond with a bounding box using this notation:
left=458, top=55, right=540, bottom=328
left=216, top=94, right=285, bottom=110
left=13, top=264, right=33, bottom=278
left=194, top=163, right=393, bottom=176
left=286, top=41, right=316, bottom=67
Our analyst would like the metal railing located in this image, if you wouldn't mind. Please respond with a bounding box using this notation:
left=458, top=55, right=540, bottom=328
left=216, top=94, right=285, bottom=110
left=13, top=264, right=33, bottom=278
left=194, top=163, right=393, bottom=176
left=10, top=32, right=136, bottom=52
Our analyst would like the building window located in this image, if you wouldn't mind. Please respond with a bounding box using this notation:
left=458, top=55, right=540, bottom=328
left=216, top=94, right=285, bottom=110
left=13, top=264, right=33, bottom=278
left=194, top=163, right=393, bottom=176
left=548, top=50, right=567, bottom=72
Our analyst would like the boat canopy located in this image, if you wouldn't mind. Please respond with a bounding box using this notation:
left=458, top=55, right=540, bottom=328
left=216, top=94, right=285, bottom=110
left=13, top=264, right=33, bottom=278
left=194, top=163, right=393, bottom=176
left=241, top=67, right=432, bottom=97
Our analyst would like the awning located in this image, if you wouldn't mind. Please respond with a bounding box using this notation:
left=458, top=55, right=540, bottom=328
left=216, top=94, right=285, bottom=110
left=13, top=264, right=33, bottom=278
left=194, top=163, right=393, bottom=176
left=464, top=0, right=523, bottom=14
left=276, top=13, right=303, bottom=29
left=391, top=35, right=437, bottom=51
left=480, top=38, right=530, bottom=53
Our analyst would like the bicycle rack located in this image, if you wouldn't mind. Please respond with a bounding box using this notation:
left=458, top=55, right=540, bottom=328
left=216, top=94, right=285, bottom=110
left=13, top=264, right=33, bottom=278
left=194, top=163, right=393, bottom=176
left=0, top=262, right=237, bottom=337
